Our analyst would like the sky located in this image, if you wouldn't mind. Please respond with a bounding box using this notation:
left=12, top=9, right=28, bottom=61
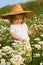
left=0, top=0, right=29, bottom=8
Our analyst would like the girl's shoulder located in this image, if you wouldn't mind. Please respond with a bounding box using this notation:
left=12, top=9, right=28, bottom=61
left=23, top=23, right=27, bottom=27
left=22, top=23, right=26, bottom=25
left=10, top=24, right=20, bottom=29
left=10, top=24, right=15, bottom=28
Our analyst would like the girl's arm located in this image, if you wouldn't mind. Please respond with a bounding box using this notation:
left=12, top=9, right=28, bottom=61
left=10, top=32, right=27, bottom=42
left=27, top=26, right=38, bottom=35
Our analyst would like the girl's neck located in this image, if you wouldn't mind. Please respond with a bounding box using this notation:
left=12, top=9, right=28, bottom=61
left=12, top=22, right=24, bottom=25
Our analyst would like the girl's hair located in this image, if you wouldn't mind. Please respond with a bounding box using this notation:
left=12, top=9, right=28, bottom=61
left=9, top=13, right=26, bottom=24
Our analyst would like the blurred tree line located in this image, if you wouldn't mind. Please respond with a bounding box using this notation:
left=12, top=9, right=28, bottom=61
left=0, top=0, right=43, bottom=17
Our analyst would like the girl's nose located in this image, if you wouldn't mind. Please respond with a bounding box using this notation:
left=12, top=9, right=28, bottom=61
left=18, top=18, right=22, bottom=21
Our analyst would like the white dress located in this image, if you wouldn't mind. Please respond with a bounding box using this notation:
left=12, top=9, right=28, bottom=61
left=10, top=23, right=32, bottom=62
left=10, top=23, right=30, bottom=42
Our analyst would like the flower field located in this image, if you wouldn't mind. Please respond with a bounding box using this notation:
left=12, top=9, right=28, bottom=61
left=0, top=14, right=43, bottom=65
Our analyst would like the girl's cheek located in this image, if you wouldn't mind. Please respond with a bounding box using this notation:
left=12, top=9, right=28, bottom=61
left=20, top=19, right=23, bottom=22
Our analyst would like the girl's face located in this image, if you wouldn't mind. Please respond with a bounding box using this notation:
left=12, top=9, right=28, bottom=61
left=12, top=14, right=24, bottom=24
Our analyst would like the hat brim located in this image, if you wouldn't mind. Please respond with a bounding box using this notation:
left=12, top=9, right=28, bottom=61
left=0, top=11, right=34, bottom=19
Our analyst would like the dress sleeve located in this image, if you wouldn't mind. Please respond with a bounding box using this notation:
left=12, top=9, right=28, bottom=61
left=25, top=23, right=28, bottom=31
left=10, top=25, right=15, bottom=33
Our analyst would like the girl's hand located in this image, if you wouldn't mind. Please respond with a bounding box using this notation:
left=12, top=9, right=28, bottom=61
left=20, top=38, right=27, bottom=42
left=32, top=26, right=38, bottom=32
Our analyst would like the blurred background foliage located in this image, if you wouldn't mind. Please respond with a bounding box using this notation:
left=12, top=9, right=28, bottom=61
left=0, top=0, right=43, bottom=16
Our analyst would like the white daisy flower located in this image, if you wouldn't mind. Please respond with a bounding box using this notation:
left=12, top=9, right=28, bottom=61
left=38, top=41, right=43, bottom=45
left=1, top=59, right=6, bottom=65
left=34, top=44, right=41, bottom=49
left=2, top=46, right=12, bottom=52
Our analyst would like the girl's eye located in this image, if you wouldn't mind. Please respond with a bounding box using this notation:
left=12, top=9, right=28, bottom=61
left=15, top=18, right=23, bottom=20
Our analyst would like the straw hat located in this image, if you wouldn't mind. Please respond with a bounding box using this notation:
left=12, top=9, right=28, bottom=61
left=1, top=4, right=34, bottom=19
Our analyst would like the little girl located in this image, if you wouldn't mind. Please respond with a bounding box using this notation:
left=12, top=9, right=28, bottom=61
left=1, top=4, right=38, bottom=63
left=10, top=14, right=37, bottom=43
